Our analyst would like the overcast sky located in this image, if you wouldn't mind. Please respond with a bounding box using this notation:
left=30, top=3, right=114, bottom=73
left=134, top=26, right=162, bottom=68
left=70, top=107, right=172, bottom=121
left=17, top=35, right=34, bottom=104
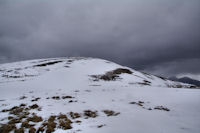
left=0, top=0, right=200, bottom=78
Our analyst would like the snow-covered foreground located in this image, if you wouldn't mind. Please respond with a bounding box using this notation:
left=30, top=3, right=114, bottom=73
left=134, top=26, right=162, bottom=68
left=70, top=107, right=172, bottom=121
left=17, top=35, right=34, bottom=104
left=0, top=57, right=200, bottom=133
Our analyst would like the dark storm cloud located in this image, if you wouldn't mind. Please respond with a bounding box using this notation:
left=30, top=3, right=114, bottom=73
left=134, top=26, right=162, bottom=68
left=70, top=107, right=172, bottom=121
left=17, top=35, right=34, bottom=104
left=0, top=0, right=200, bottom=76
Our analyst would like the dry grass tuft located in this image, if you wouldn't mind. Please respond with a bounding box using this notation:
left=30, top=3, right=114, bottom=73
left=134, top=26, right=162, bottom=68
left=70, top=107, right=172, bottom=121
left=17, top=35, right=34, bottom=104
left=103, top=110, right=120, bottom=116
left=52, top=96, right=60, bottom=100
left=154, top=106, right=170, bottom=111
left=14, top=127, right=24, bottom=133
left=34, top=61, right=62, bottom=67
left=27, top=115, right=43, bottom=122
left=31, top=97, right=41, bottom=102
left=29, top=127, right=36, bottom=133
left=69, top=112, right=81, bottom=119
left=84, top=110, right=98, bottom=118
left=29, top=104, right=39, bottom=109
left=91, top=68, right=132, bottom=81
left=0, top=124, right=16, bottom=133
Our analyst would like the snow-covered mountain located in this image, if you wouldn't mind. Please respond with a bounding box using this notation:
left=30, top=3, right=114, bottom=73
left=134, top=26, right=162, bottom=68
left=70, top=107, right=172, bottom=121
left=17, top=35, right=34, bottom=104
left=0, top=57, right=199, bottom=133
left=169, top=76, right=200, bottom=86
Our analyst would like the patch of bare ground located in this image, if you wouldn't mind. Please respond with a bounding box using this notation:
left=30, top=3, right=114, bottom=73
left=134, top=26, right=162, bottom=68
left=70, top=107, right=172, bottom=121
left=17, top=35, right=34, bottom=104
left=42, top=115, right=57, bottom=133
left=27, top=115, right=43, bottom=122
left=31, top=97, right=41, bottom=102
left=68, top=100, right=77, bottom=103
left=89, top=84, right=101, bottom=86
left=34, top=61, right=63, bottom=67
left=97, top=124, right=106, bottom=128
left=21, top=120, right=35, bottom=128
left=52, top=96, right=61, bottom=100
left=19, top=96, right=27, bottom=100
left=103, top=110, right=120, bottom=116
left=0, top=124, right=16, bottom=133
left=29, top=127, right=36, bottom=133
left=0, top=104, right=42, bottom=132
left=69, top=112, right=81, bottom=119
left=91, top=68, right=133, bottom=81
left=39, top=114, right=73, bottom=132
left=130, top=101, right=170, bottom=111
left=1, top=104, right=75, bottom=132
left=154, top=106, right=170, bottom=111
left=75, top=120, right=82, bottom=124
left=129, top=101, right=144, bottom=106
left=84, top=110, right=98, bottom=118
left=1, top=103, right=123, bottom=132
left=62, top=96, right=74, bottom=99
left=49, top=95, right=75, bottom=100
left=29, top=104, right=39, bottom=109
left=14, top=127, right=24, bottom=133
left=57, top=114, right=73, bottom=130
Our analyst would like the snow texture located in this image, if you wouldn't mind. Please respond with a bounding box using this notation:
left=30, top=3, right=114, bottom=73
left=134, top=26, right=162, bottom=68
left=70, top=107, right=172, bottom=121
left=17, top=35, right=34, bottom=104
left=0, top=57, right=199, bottom=133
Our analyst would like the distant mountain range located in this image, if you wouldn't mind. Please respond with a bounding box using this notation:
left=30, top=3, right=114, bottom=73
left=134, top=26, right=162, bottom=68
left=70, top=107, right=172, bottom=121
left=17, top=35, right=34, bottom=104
left=169, top=76, right=200, bottom=86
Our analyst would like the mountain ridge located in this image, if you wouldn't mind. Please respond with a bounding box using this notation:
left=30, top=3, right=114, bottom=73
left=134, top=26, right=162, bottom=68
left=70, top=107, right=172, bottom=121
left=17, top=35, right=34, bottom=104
left=169, top=76, right=200, bottom=86
left=0, top=57, right=200, bottom=133
left=0, top=57, right=196, bottom=88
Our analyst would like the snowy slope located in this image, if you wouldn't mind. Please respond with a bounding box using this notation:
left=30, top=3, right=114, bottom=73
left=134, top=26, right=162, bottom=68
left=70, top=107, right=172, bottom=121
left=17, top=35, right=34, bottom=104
left=0, top=57, right=199, bottom=133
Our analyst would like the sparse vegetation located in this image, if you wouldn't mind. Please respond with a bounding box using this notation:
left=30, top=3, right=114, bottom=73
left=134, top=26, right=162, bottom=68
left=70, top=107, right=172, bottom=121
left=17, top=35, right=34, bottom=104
left=0, top=124, right=16, bottom=133
left=129, top=101, right=144, bottom=106
left=31, top=97, right=40, bottom=102
left=91, top=68, right=133, bottom=81
left=14, top=127, right=24, bottom=133
left=112, top=68, right=133, bottom=75
left=21, top=121, right=34, bottom=128
left=34, top=61, right=63, bottom=67
left=27, top=115, right=43, bottom=122
left=52, top=96, right=60, bottom=100
left=29, top=127, right=36, bottom=133
left=29, top=104, right=39, bottom=109
left=57, top=114, right=72, bottom=130
left=103, top=110, right=120, bottom=116
left=62, top=96, right=74, bottom=99
left=19, top=96, right=27, bottom=100
left=69, top=112, right=81, bottom=119
left=154, top=106, right=170, bottom=111
left=137, top=82, right=151, bottom=86
left=97, top=124, right=106, bottom=128
left=58, top=120, right=72, bottom=130
left=84, top=110, right=98, bottom=118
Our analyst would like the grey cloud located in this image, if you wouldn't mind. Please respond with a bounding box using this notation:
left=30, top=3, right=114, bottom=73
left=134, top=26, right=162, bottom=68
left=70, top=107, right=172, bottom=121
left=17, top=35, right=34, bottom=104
left=0, top=0, right=200, bottom=77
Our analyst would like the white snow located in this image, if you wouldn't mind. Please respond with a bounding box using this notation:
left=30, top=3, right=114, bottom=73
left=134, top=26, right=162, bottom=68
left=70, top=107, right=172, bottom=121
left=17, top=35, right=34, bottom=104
left=0, top=57, right=199, bottom=133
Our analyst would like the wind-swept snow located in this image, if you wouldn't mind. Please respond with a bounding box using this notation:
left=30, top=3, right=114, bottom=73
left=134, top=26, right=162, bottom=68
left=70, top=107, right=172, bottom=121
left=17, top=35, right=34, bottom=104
left=0, top=57, right=199, bottom=133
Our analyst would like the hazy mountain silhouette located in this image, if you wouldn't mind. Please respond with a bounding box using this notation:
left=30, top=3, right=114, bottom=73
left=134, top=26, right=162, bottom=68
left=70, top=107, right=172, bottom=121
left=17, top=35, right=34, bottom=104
left=169, top=76, right=200, bottom=86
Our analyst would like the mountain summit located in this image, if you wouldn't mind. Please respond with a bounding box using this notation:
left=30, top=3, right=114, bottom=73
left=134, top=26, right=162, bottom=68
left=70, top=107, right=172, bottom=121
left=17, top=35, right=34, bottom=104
left=0, top=57, right=194, bottom=88
left=0, top=57, right=199, bottom=133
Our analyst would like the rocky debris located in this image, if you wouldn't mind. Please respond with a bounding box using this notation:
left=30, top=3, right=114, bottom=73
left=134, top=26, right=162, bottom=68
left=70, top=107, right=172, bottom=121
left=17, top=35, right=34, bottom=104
left=103, top=110, right=120, bottom=116
left=130, top=101, right=170, bottom=112
left=69, top=112, right=81, bottom=119
left=51, top=96, right=75, bottom=100
left=97, top=124, right=106, bottom=128
left=19, top=96, right=27, bottom=100
left=91, top=68, right=132, bottom=81
left=129, top=101, right=144, bottom=106
left=52, top=96, right=60, bottom=100
left=31, top=97, right=41, bottom=102
left=84, top=110, right=98, bottom=118
left=27, top=115, right=43, bottom=122
left=29, top=104, right=39, bottom=109
left=34, top=61, right=63, bottom=67
left=154, top=106, right=170, bottom=111
left=62, top=96, right=74, bottom=99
